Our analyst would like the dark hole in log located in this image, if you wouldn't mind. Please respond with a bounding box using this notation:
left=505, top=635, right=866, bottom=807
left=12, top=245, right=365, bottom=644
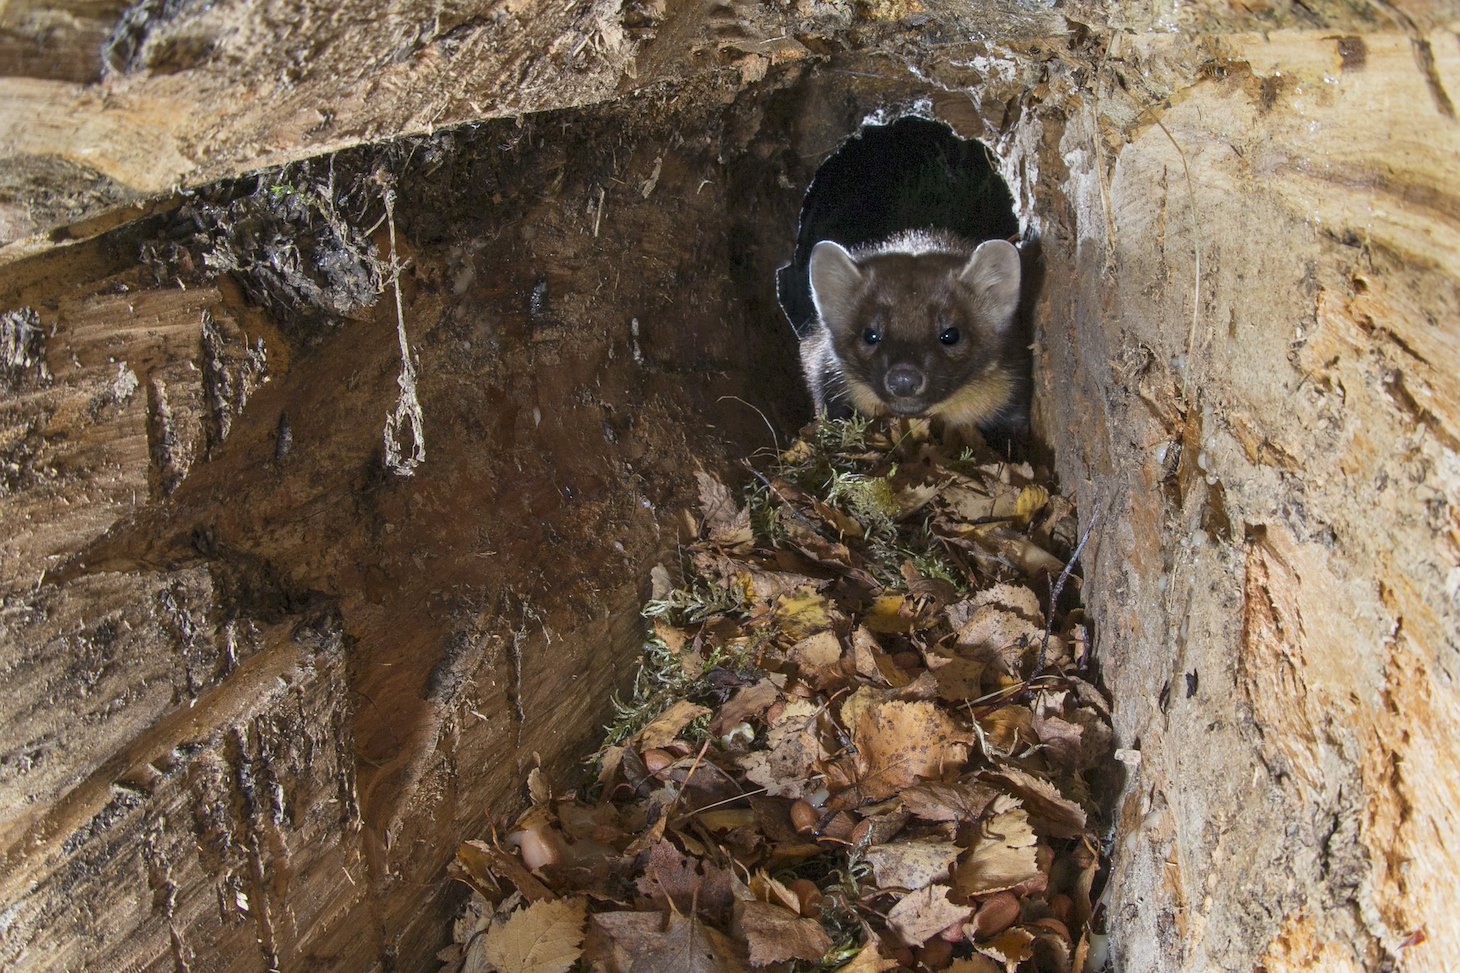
left=776, top=114, right=1020, bottom=340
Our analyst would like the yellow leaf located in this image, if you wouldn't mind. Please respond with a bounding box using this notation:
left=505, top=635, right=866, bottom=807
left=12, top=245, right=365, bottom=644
left=1014, top=485, right=1049, bottom=528
left=775, top=588, right=834, bottom=640
left=863, top=594, right=910, bottom=634
left=636, top=699, right=711, bottom=749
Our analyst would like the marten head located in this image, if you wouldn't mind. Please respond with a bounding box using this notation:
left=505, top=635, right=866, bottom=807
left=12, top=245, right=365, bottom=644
left=808, top=234, right=1021, bottom=424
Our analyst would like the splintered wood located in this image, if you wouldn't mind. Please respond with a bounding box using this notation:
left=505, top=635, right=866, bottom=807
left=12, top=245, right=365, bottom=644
left=444, top=418, right=1111, bottom=973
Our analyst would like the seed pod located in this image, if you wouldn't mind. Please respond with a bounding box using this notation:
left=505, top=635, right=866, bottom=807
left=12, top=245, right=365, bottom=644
left=641, top=748, right=675, bottom=774
left=970, top=892, right=1021, bottom=939
left=1031, top=916, right=1072, bottom=946
left=1047, top=893, right=1073, bottom=926
left=790, top=799, right=820, bottom=835
left=788, top=878, right=823, bottom=918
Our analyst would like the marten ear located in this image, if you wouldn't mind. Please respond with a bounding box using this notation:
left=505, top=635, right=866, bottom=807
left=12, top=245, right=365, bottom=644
left=958, top=239, right=1021, bottom=330
left=809, top=241, right=864, bottom=334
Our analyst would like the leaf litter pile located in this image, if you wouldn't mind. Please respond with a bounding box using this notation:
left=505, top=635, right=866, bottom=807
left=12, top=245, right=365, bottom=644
left=443, top=418, right=1114, bottom=973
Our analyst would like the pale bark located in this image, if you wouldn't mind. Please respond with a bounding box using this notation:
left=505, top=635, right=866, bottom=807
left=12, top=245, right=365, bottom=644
left=1, top=1, right=1457, bottom=971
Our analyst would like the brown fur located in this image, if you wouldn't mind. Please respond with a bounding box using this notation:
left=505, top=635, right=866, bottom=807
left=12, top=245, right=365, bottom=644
left=799, top=230, right=1025, bottom=443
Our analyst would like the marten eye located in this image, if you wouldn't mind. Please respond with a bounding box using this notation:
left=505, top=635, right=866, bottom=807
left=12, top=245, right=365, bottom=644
left=862, top=327, right=882, bottom=346
left=939, top=327, right=961, bottom=346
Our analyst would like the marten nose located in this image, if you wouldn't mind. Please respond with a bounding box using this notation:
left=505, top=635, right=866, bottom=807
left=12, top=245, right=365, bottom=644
left=885, top=365, right=926, bottom=399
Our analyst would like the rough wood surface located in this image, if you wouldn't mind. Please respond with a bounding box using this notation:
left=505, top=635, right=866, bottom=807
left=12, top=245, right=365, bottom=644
left=2, top=86, right=808, bottom=970
left=1021, top=24, right=1460, bottom=973
left=2, top=1, right=1458, bottom=972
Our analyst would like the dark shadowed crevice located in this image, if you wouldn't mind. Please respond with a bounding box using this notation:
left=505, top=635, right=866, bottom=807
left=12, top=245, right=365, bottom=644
left=776, top=115, right=1020, bottom=340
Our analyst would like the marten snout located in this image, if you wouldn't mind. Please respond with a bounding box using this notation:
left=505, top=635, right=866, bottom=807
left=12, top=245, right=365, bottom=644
left=884, top=364, right=926, bottom=399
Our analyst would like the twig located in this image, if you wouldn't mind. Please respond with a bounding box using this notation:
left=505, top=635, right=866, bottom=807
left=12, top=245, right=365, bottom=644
left=1038, top=506, right=1102, bottom=670
left=717, top=394, right=780, bottom=457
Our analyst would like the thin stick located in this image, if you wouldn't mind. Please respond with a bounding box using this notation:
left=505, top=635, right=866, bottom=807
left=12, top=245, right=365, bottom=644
left=717, top=394, right=780, bottom=457
left=1039, top=507, right=1101, bottom=670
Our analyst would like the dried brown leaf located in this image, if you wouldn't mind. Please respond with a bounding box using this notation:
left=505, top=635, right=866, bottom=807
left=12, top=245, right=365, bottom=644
left=588, top=910, right=750, bottom=973
left=954, top=606, right=1043, bottom=674
left=457, top=840, right=554, bottom=902
left=931, top=656, right=986, bottom=703
left=784, top=517, right=856, bottom=567
left=734, top=900, right=833, bottom=965
left=941, top=481, right=1015, bottom=523
left=1032, top=713, right=1086, bottom=768
left=636, top=700, right=712, bottom=750
left=899, top=780, right=1002, bottom=823
left=653, top=619, right=690, bottom=654
left=892, top=479, right=942, bottom=519
left=788, top=630, right=846, bottom=690
left=981, top=768, right=1087, bottom=839
left=479, top=897, right=586, bottom=973
left=708, top=678, right=783, bottom=737
left=865, top=838, right=961, bottom=891
left=738, top=698, right=828, bottom=800
left=832, top=942, right=901, bottom=972
left=635, top=840, right=740, bottom=926
left=954, top=808, right=1040, bottom=896
left=840, top=700, right=970, bottom=806
left=976, top=706, right=1035, bottom=757
left=974, top=925, right=1035, bottom=971
left=885, top=884, right=971, bottom=948
left=945, top=958, right=1002, bottom=973
left=850, top=627, right=911, bottom=689
left=697, top=470, right=754, bottom=551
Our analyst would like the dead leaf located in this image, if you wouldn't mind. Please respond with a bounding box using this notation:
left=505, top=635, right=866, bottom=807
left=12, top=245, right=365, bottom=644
left=838, top=699, right=970, bottom=807
left=697, top=470, right=754, bottom=551
left=456, top=840, right=554, bottom=902
left=954, top=606, right=1043, bottom=674
left=708, top=677, right=783, bottom=737
left=885, top=884, right=971, bottom=947
left=976, top=706, right=1035, bottom=756
left=587, top=910, right=750, bottom=973
left=654, top=619, right=690, bottom=654
left=527, top=767, right=552, bottom=806
left=954, top=808, right=1040, bottom=896
left=774, top=587, right=842, bottom=640
left=788, top=629, right=846, bottom=689
left=784, top=517, right=856, bottom=567
left=981, top=768, right=1087, bottom=839
left=831, top=942, right=900, bottom=972
left=899, top=780, right=1002, bottom=823
left=931, top=656, right=986, bottom=702
left=649, top=563, right=675, bottom=601
left=863, top=593, right=911, bottom=634
left=974, top=925, right=1035, bottom=971
left=1032, top=712, right=1086, bottom=768
left=945, top=958, right=1002, bottom=973
left=733, top=899, right=833, bottom=965
left=865, top=837, right=961, bottom=891
left=738, top=697, right=828, bottom=800
left=636, top=700, right=711, bottom=750
left=635, top=840, right=739, bottom=926
left=479, top=897, right=586, bottom=973
left=891, top=479, right=941, bottom=519
left=849, top=627, right=911, bottom=688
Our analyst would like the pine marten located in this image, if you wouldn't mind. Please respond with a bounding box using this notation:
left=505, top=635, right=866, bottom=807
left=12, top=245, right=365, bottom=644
left=798, top=230, right=1027, bottom=448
